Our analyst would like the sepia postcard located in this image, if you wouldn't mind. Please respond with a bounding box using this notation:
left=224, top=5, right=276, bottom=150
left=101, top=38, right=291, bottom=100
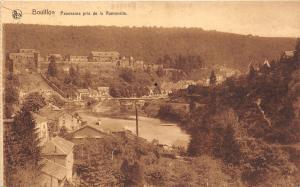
left=1, top=1, right=300, bottom=186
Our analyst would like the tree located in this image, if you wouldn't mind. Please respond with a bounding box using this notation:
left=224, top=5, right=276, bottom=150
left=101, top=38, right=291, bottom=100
left=4, top=80, right=20, bottom=118
left=69, top=65, right=77, bottom=77
left=5, top=84, right=19, bottom=105
left=58, top=126, right=71, bottom=139
left=5, top=108, right=42, bottom=186
left=48, top=94, right=65, bottom=108
left=222, top=124, right=241, bottom=165
left=209, top=70, right=217, bottom=86
left=295, top=38, right=300, bottom=61
left=247, top=64, right=256, bottom=81
left=23, top=92, right=46, bottom=112
left=156, top=66, right=164, bottom=77
left=121, top=160, right=144, bottom=186
left=153, top=83, right=161, bottom=95
left=83, top=70, right=92, bottom=88
left=68, top=65, right=81, bottom=86
left=120, top=68, right=136, bottom=83
left=47, top=56, right=58, bottom=77
left=86, top=97, right=97, bottom=108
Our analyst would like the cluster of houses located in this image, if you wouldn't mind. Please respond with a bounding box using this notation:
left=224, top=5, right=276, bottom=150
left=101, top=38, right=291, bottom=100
left=75, top=87, right=111, bottom=101
left=44, top=51, right=121, bottom=63
left=4, top=101, right=127, bottom=187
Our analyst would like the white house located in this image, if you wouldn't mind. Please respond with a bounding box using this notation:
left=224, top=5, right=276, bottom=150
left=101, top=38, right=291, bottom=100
left=32, top=112, right=49, bottom=146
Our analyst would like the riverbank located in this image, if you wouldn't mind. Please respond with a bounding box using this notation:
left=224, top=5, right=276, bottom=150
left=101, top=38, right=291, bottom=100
left=76, top=109, right=190, bottom=148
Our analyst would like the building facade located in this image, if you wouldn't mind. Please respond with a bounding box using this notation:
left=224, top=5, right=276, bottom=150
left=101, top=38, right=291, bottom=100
left=67, top=55, right=88, bottom=62
left=32, top=113, right=49, bottom=146
left=8, top=48, right=40, bottom=74
left=89, top=51, right=120, bottom=62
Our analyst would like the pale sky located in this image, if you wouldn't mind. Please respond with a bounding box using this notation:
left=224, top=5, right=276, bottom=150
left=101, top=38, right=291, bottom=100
left=1, top=1, right=300, bottom=37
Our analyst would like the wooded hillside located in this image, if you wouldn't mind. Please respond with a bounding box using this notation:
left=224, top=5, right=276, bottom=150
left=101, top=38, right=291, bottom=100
left=3, top=24, right=297, bottom=71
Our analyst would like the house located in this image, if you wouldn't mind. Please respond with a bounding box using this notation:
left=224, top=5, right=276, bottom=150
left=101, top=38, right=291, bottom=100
left=97, top=87, right=110, bottom=97
left=76, top=89, right=90, bottom=100
left=89, top=51, right=120, bottom=62
left=89, top=89, right=99, bottom=98
left=9, top=52, right=35, bottom=60
left=71, top=123, right=125, bottom=143
left=42, top=136, right=74, bottom=182
left=39, top=159, right=67, bottom=187
left=70, top=124, right=109, bottom=143
left=282, top=50, right=295, bottom=60
left=32, top=112, right=49, bottom=146
left=57, top=112, right=82, bottom=132
left=39, top=106, right=82, bottom=133
left=118, top=57, right=130, bottom=68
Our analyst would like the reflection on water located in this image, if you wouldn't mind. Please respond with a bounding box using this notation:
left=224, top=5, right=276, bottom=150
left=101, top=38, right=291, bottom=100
left=78, top=111, right=190, bottom=148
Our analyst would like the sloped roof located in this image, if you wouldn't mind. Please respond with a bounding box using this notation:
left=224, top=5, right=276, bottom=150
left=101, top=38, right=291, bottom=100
left=72, top=124, right=106, bottom=135
left=41, top=159, right=66, bottom=180
left=43, top=136, right=74, bottom=155
left=72, top=123, right=125, bottom=135
left=39, top=106, right=64, bottom=120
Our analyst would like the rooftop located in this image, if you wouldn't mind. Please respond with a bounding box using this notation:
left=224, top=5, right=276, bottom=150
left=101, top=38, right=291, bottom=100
left=42, top=136, right=74, bottom=155
left=73, top=123, right=125, bottom=135
left=41, top=159, right=66, bottom=180
left=39, top=106, right=65, bottom=120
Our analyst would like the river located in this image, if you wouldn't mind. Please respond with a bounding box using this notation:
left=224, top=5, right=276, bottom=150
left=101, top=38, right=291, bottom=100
left=77, top=111, right=190, bottom=148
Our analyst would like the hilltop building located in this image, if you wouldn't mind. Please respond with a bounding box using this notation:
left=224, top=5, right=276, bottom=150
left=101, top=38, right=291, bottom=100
left=8, top=48, right=41, bottom=74
left=88, top=51, right=120, bottom=62
left=66, top=55, right=88, bottom=62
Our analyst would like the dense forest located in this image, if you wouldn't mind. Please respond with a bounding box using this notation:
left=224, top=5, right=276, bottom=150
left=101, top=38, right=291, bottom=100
left=157, top=40, right=300, bottom=186
left=4, top=24, right=297, bottom=71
